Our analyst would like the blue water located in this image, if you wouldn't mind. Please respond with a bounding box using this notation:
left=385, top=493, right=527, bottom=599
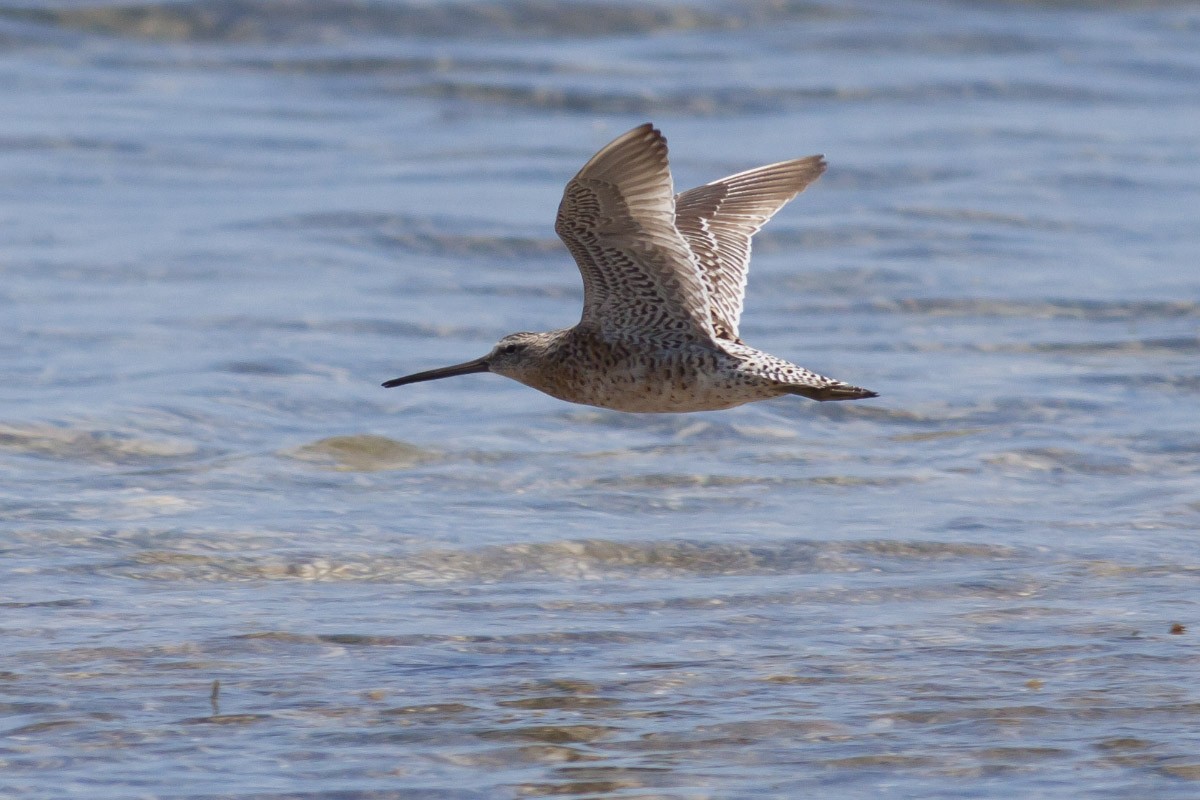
left=2, top=1, right=1199, bottom=797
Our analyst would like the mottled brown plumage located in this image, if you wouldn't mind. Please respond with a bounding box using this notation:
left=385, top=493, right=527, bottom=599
left=383, top=123, right=877, bottom=413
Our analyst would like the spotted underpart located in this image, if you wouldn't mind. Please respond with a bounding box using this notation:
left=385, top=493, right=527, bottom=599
left=484, top=329, right=875, bottom=413
left=383, top=123, right=878, bottom=413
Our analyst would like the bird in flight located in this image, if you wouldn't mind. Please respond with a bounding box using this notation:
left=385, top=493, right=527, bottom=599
left=383, top=123, right=877, bottom=413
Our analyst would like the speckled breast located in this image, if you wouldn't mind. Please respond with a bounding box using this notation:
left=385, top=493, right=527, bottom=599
left=528, top=343, right=776, bottom=413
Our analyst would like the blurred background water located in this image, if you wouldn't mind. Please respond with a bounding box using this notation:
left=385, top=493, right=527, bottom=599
left=1, top=0, right=1199, bottom=797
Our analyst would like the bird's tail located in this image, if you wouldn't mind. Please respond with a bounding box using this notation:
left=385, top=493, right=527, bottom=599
left=780, top=381, right=878, bottom=402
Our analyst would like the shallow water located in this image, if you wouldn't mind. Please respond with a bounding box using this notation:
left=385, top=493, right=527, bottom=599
left=2, top=0, right=1199, bottom=797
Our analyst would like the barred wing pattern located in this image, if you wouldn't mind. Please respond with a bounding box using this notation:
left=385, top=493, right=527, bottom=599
left=555, top=124, right=715, bottom=341
left=674, top=156, right=826, bottom=341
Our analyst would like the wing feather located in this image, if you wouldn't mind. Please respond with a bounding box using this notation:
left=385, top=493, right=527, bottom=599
left=555, top=124, right=714, bottom=341
left=675, top=156, right=826, bottom=340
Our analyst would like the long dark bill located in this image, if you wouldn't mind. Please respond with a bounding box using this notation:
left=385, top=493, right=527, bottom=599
left=382, top=356, right=490, bottom=388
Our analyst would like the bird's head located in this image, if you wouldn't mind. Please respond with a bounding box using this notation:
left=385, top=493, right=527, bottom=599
left=381, top=331, right=549, bottom=389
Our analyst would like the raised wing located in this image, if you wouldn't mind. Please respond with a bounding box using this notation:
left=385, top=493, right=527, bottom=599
left=555, top=124, right=714, bottom=341
left=675, top=156, right=826, bottom=341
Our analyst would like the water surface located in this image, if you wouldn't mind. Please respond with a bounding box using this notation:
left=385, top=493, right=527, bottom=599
left=2, top=1, right=1199, bottom=797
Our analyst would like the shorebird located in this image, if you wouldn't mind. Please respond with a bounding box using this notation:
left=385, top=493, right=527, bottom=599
left=383, top=123, right=877, bottom=412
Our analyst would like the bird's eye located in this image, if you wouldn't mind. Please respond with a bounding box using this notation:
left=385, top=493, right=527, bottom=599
left=502, top=344, right=519, bottom=355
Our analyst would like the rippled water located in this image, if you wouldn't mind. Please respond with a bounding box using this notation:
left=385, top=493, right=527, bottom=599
left=2, top=0, right=1199, bottom=797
